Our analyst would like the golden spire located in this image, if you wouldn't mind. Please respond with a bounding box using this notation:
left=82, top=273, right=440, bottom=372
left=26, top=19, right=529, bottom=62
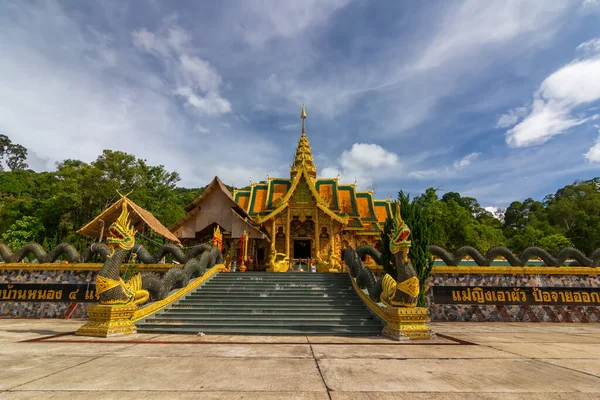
left=301, top=104, right=307, bottom=133
left=291, top=105, right=317, bottom=179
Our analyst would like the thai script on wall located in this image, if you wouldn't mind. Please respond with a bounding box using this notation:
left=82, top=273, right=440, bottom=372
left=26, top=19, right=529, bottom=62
left=0, top=283, right=98, bottom=302
left=433, top=286, right=600, bottom=306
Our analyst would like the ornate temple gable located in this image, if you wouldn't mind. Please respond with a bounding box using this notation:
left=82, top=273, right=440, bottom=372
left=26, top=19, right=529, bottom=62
left=356, top=192, right=377, bottom=222
left=374, top=200, right=392, bottom=227
left=336, top=185, right=359, bottom=217
left=234, top=190, right=251, bottom=213
left=265, top=179, right=292, bottom=210
left=247, top=183, right=269, bottom=216
left=256, top=165, right=348, bottom=224
left=291, top=175, right=315, bottom=206
left=315, top=179, right=340, bottom=210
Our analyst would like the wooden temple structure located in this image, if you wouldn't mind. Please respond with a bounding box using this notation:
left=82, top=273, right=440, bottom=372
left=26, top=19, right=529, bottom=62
left=78, top=195, right=181, bottom=245
left=169, top=106, right=392, bottom=272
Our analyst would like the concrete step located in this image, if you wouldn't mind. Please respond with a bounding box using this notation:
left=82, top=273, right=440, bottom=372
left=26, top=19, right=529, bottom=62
left=157, top=310, right=374, bottom=317
left=145, top=314, right=373, bottom=326
left=170, top=304, right=371, bottom=311
left=137, top=326, right=382, bottom=336
left=185, top=292, right=355, bottom=299
left=136, top=271, right=383, bottom=336
left=193, top=288, right=354, bottom=296
left=212, top=276, right=350, bottom=282
left=176, top=300, right=365, bottom=307
left=138, top=320, right=381, bottom=329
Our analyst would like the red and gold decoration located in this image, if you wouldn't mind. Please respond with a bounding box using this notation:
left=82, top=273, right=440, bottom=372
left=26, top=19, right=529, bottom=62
left=239, top=230, right=248, bottom=272
left=212, top=225, right=223, bottom=251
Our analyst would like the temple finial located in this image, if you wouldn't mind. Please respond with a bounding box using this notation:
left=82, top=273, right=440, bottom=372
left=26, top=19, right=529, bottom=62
left=291, top=104, right=316, bottom=179
left=301, top=104, right=307, bottom=133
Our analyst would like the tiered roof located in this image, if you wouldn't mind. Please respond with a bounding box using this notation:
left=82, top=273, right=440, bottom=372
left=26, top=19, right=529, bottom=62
left=233, top=106, right=392, bottom=235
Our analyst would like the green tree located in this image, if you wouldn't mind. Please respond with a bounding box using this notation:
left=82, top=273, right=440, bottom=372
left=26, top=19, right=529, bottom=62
left=537, top=234, right=574, bottom=255
left=398, top=191, right=433, bottom=307
left=0, top=134, right=29, bottom=171
left=2, top=216, right=44, bottom=250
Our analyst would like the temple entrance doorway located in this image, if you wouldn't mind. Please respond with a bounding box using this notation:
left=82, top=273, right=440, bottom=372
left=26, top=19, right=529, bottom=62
left=293, top=239, right=311, bottom=259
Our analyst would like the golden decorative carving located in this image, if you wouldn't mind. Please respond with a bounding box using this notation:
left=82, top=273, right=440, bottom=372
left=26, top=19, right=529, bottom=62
left=381, top=307, right=434, bottom=341
left=75, top=304, right=138, bottom=337
left=267, top=242, right=289, bottom=272
left=397, top=276, right=420, bottom=298
left=106, top=201, right=137, bottom=254
left=349, top=275, right=433, bottom=340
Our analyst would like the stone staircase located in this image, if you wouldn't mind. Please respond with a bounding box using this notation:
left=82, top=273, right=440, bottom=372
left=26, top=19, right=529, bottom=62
left=136, top=272, right=384, bottom=336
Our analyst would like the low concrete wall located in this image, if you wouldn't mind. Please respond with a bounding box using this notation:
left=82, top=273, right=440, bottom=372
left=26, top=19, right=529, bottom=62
left=427, top=267, right=600, bottom=322
left=0, top=269, right=96, bottom=318
left=3, top=266, right=600, bottom=322
left=0, top=265, right=170, bottom=319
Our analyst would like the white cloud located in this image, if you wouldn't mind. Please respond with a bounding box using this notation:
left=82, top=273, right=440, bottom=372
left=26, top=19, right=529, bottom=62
left=195, top=124, right=210, bottom=134
left=236, top=0, right=351, bottom=47
left=577, top=38, right=600, bottom=57
left=260, top=1, right=575, bottom=136
left=409, top=152, right=480, bottom=179
left=133, top=26, right=231, bottom=115
left=505, top=50, right=600, bottom=148
left=496, top=106, right=529, bottom=128
left=453, top=152, right=480, bottom=169
left=585, top=132, right=600, bottom=162
left=0, top=1, right=282, bottom=190
left=174, top=87, right=232, bottom=115
left=340, top=143, right=399, bottom=170
left=414, top=1, right=571, bottom=71
left=319, top=143, right=399, bottom=189
left=132, top=26, right=191, bottom=57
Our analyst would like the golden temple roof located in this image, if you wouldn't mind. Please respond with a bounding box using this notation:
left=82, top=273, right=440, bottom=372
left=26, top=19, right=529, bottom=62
left=291, top=105, right=316, bottom=179
left=231, top=107, right=394, bottom=235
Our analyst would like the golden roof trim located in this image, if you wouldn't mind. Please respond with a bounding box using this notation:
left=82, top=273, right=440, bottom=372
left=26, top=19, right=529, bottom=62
left=256, top=165, right=347, bottom=224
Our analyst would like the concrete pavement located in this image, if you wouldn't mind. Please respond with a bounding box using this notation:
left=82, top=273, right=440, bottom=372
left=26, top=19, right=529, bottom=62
left=1, top=319, right=600, bottom=399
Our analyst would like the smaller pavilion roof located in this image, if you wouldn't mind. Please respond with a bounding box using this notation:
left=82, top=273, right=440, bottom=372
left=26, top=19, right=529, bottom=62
left=77, top=196, right=181, bottom=244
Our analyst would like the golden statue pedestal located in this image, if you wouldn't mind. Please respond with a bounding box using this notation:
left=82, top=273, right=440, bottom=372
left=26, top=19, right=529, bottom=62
left=381, top=306, right=434, bottom=340
left=75, top=304, right=138, bottom=337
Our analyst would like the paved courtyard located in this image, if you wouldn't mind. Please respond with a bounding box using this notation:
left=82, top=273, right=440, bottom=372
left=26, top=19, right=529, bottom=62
left=1, top=319, right=600, bottom=399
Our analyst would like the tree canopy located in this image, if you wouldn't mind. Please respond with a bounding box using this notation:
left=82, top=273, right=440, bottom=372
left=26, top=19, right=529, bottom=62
left=0, top=134, right=599, bottom=254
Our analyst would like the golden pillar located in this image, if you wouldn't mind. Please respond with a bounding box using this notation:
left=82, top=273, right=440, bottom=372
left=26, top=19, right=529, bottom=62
left=286, top=207, right=291, bottom=259
left=315, top=212, right=320, bottom=259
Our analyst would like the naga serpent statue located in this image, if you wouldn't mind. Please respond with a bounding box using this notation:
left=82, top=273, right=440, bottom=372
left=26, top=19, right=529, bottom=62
left=0, top=201, right=223, bottom=307
left=95, top=202, right=224, bottom=305
left=95, top=201, right=149, bottom=305
left=345, top=201, right=420, bottom=307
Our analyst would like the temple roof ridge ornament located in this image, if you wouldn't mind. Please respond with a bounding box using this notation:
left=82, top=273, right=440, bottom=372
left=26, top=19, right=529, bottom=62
left=291, top=104, right=317, bottom=179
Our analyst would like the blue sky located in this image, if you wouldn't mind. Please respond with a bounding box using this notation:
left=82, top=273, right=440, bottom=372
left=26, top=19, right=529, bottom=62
left=2, top=1, right=600, bottom=209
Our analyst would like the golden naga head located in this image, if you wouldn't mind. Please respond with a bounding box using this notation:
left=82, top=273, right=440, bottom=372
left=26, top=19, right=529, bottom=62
left=389, top=201, right=411, bottom=256
left=106, top=201, right=136, bottom=252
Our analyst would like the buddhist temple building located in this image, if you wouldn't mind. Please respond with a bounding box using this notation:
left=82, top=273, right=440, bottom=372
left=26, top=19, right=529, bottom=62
left=170, top=106, right=392, bottom=272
